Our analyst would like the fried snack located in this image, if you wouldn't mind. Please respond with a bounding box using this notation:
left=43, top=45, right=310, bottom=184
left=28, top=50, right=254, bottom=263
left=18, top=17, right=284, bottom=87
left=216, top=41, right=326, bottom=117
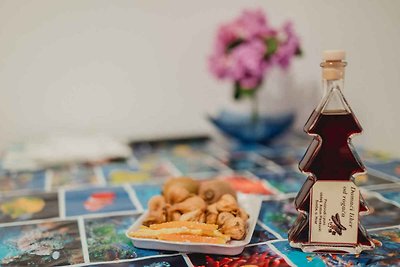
left=143, top=195, right=167, bottom=226
left=163, top=177, right=199, bottom=202
left=169, top=196, right=206, bottom=214
left=221, top=217, right=246, bottom=240
left=129, top=221, right=230, bottom=244
left=217, top=212, right=235, bottom=226
left=179, top=209, right=205, bottom=223
left=198, top=180, right=236, bottom=204
left=205, top=203, right=218, bottom=224
left=149, top=221, right=217, bottom=231
left=216, top=194, right=238, bottom=212
left=165, top=185, right=191, bottom=204
left=158, top=233, right=228, bottom=244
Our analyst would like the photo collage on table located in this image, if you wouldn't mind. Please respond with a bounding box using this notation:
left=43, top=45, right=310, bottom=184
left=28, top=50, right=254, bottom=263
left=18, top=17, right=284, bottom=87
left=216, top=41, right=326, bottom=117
left=0, top=136, right=399, bottom=266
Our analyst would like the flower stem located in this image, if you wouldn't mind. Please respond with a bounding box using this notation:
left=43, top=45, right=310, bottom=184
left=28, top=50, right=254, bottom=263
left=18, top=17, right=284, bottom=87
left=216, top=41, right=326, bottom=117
left=251, top=91, right=259, bottom=125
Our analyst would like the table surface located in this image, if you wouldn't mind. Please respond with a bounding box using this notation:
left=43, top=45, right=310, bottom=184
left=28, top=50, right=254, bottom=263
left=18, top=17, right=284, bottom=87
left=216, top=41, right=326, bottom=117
left=0, top=134, right=399, bottom=267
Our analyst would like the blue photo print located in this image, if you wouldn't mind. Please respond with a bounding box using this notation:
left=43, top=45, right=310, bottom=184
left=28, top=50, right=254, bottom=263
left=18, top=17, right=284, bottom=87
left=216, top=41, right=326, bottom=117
left=101, top=161, right=139, bottom=180
left=271, top=227, right=400, bottom=267
left=131, top=184, right=162, bottom=209
left=65, top=186, right=136, bottom=216
left=85, top=214, right=160, bottom=262
left=372, top=184, right=400, bottom=205
left=250, top=222, right=278, bottom=244
left=0, top=220, right=83, bottom=266
left=92, top=255, right=189, bottom=267
left=259, top=145, right=306, bottom=166
left=361, top=194, right=400, bottom=229
left=258, top=197, right=297, bottom=238
left=366, top=160, right=400, bottom=180
left=217, top=152, right=268, bottom=171
left=0, top=171, right=46, bottom=193
left=254, top=169, right=306, bottom=193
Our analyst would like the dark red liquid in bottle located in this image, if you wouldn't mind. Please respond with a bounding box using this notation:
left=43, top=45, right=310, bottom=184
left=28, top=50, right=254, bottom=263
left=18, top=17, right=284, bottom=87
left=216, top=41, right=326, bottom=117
left=289, top=110, right=372, bottom=247
left=299, top=110, right=365, bottom=180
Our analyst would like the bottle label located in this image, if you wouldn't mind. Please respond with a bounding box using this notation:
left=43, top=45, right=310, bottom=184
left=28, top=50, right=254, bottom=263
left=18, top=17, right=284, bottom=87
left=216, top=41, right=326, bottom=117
left=309, top=181, right=359, bottom=244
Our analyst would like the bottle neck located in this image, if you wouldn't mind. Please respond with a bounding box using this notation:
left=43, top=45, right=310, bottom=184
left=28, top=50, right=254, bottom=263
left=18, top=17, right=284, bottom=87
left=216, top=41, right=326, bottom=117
left=323, top=78, right=344, bottom=94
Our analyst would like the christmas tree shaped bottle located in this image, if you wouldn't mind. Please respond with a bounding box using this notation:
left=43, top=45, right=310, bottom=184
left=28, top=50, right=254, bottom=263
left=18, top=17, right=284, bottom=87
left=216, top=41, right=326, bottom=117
left=288, top=50, right=375, bottom=253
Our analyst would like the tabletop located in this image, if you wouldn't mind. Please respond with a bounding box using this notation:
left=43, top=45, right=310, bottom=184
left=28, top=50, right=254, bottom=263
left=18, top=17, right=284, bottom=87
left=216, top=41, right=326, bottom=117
left=0, top=134, right=399, bottom=267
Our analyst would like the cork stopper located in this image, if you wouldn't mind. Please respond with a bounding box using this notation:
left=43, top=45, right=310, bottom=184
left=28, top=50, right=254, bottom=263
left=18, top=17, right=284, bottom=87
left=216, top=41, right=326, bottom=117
left=322, top=50, right=346, bottom=61
left=322, top=50, right=346, bottom=80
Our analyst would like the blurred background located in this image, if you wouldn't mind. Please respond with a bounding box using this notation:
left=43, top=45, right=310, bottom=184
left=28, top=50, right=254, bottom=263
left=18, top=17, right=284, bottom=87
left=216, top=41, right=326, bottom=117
left=0, top=0, right=399, bottom=154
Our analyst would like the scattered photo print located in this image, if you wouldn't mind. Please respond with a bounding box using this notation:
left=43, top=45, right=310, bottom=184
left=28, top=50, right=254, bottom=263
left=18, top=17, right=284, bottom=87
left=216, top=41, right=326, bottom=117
left=85, top=214, right=160, bottom=262
left=217, top=152, right=268, bottom=171
left=258, top=146, right=306, bottom=166
left=372, top=184, right=400, bottom=204
left=254, top=169, right=306, bottom=193
left=0, top=192, right=59, bottom=223
left=361, top=194, right=400, bottom=229
left=270, top=240, right=326, bottom=266
left=366, top=160, right=400, bottom=180
left=168, top=157, right=222, bottom=174
left=132, top=184, right=162, bottom=209
left=137, top=158, right=174, bottom=177
left=51, top=165, right=100, bottom=190
left=221, top=174, right=274, bottom=195
left=0, top=171, right=46, bottom=193
left=0, top=220, right=83, bottom=266
left=258, top=197, right=297, bottom=238
left=65, top=186, right=136, bottom=216
left=358, top=148, right=395, bottom=163
left=92, top=255, right=189, bottom=267
left=188, top=243, right=290, bottom=267
left=271, top=228, right=400, bottom=267
left=250, top=223, right=278, bottom=244
left=101, top=161, right=139, bottom=179
left=354, top=173, right=395, bottom=188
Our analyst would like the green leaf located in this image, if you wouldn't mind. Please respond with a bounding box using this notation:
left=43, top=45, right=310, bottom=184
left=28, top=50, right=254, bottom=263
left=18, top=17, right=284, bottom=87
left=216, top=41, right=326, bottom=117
left=264, top=37, right=278, bottom=59
left=233, top=82, right=257, bottom=101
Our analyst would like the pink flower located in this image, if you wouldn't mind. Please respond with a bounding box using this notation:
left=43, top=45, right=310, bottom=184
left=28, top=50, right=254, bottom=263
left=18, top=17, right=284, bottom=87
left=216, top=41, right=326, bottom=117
left=273, top=21, right=301, bottom=69
left=208, top=9, right=301, bottom=91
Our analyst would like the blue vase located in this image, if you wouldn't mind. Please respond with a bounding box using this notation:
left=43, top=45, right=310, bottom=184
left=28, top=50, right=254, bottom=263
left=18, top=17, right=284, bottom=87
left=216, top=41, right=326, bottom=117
left=208, top=110, right=295, bottom=144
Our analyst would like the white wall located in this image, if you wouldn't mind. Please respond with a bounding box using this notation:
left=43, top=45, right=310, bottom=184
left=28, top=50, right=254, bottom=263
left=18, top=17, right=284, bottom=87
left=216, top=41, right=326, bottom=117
left=0, top=0, right=399, bottom=154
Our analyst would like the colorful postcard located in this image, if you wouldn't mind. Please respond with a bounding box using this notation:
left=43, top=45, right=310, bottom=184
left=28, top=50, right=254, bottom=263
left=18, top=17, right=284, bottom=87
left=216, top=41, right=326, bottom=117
left=167, top=157, right=221, bottom=174
left=354, top=173, right=395, bottom=188
left=51, top=165, right=100, bottom=190
left=92, top=255, right=189, bottom=267
left=85, top=214, right=160, bottom=262
left=101, top=161, right=139, bottom=179
left=366, top=160, right=400, bottom=180
left=270, top=240, right=326, bottom=266
left=220, top=174, right=275, bottom=195
left=217, top=152, right=269, bottom=171
left=258, top=197, right=297, bottom=238
left=131, top=184, right=162, bottom=209
left=137, top=158, right=174, bottom=177
left=361, top=194, right=400, bottom=229
left=188, top=242, right=290, bottom=267
left=372, top=184, right=400, bottom=204
left=0, top=171, right=46, bottom=193
left=271, top=227, right=400, bottom=267
left=0, top=220, right=83, bottom=266
left=254, top=169, right=306, bottom=193
left=259, top=146, right=306, bottom=166
left=0, top=192, right=59, bottom=223
left=250, top=222, right=278, bottom=244
left=65, top=186, right=136, bottom=216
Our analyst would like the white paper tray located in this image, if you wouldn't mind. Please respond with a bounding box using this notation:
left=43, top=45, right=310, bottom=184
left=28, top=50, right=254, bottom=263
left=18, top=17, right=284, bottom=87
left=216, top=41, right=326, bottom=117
left=125, top=193, right=262, bottom=255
